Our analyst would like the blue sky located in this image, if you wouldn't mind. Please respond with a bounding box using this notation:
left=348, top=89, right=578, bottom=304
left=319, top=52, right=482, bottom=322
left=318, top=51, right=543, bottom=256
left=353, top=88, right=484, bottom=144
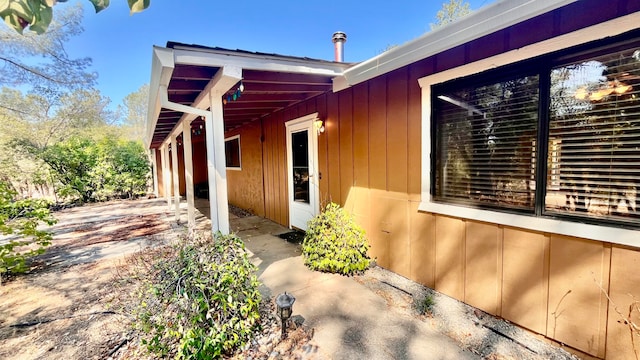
left=62, top=0, right=493, bottom=110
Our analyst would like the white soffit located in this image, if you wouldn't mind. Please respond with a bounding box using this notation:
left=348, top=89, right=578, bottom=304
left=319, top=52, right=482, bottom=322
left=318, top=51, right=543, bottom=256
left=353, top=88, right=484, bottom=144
left=335, top=0, right=577, bottom=91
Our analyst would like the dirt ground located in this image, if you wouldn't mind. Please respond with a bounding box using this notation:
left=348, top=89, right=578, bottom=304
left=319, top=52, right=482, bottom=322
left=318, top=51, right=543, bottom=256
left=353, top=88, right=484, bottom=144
left=0, top=199, right=313, bottom=360
left=0, top=199, right=175, bottom=360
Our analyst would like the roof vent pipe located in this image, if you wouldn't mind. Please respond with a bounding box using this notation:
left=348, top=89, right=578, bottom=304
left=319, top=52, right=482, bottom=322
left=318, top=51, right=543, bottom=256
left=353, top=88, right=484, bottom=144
left=332, top=31, right=347, bottom=62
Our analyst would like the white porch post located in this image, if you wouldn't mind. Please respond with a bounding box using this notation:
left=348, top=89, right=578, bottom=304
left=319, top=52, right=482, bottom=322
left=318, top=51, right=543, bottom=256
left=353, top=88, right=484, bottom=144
left=201, top=66, right=241, bottom=235
left=170, top=135, right=180, bottom=222
left=161, top=144, right=172, bottom=208
left=182, top=121, right=196, bottom=228
left=151, top=148, right=159, bottom=197
left=204, top=108, right=220, bottom=233
left=207, top=90, right=230, bottom=234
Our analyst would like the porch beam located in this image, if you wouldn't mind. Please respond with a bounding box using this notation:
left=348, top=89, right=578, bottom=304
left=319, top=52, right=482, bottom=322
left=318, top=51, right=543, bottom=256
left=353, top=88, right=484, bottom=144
left=170, top=135, right=180, bottom=222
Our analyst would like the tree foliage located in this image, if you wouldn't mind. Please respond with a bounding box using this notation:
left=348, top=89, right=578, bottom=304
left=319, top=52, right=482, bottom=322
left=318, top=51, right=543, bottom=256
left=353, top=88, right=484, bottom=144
left=0, top=0, right=150, bottom=34
left=0, top=4, right=95, bottom=90
left=0, top=181, right=56, bottom=283
left=0, top=86, right=111, bottom=196
left=0, top=87, right=113, bottom=149
left=31, top=135, right=150, bottom=203
left=431, top=0, right=471, bottom=29
left=120, top=83, right=148, bottom=142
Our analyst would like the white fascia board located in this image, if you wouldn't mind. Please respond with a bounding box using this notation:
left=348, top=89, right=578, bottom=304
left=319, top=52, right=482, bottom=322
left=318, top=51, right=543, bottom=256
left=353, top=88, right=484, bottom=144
left=146, top=46, right=175, bottom=149
left=173, top=48, right=348, bottom=77
left=337, top=0, right=577, bottom=91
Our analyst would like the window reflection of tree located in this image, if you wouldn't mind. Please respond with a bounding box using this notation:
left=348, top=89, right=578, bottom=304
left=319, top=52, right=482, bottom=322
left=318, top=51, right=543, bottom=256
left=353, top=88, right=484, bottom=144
left=549, top=48, right=640, bottom=220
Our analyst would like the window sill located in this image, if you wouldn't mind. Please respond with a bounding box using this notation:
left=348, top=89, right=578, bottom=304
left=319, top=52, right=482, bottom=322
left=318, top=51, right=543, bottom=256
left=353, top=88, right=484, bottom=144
left=418, top=199, right=639, bottom=248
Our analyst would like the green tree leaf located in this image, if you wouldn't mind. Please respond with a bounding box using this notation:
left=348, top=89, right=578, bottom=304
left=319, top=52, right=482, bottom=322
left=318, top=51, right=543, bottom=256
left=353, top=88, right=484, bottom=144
left=127, top=0, right=149, bottom=14
left=2, top=0, right=149, bottom=33
left=88, top=0, right=110, bottom=13
left=431, top=0, right=472, bottom=30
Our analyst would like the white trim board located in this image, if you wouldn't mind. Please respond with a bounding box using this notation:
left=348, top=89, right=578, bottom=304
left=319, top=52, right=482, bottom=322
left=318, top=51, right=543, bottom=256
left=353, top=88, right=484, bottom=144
left=224, top=134, right=242, bottom=171
left=285, top=112, right=320, bottom=230
left=418, top=13, right=640, bottom=248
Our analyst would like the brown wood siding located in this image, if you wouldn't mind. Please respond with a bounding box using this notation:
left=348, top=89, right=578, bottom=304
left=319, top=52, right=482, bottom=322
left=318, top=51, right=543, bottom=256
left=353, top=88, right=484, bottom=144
left=368, top=75, right=387, bottom=191
left=326, top=92, right=341, bottom=204
left=276, top=111, right=286, bottom=226
left=224, top=121, right=265, bottom=217
left=260, top=111, right=289, bottom=226
left=352, top=82, right=369, bottom=191
left=386, top=67, right=408, bottom=194
left=547, top=236, right=610, bottom=358
left=407, top=61, right=425, bottom=198
left=177, top=143, right=186, bottom=195
left=501, top=228, right=549, bottom=335
left=155, top=150, right=164, bottom=197
left=607, top=245, right=640, bottom=360
left=464, top=221, right=502, bottom=316
left=168, top=149, right=174, bottom=196
left=315, top=94, right=329, bottom=207
left=192, top=138, right=208, bottom=186
left=338, top=89, right=353, bottom=206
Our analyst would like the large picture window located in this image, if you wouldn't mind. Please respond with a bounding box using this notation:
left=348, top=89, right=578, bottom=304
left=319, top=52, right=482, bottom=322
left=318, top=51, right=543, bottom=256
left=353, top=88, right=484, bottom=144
left=431, top=37, right=640, bottom=228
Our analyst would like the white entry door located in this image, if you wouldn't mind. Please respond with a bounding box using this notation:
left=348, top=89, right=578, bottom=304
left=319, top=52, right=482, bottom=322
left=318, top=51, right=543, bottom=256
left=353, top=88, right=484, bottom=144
left=285, top=113, right=320, bottom=230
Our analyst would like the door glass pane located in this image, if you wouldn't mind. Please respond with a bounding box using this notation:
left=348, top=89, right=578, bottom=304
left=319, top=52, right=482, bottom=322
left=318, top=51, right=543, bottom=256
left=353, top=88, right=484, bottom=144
left=292, top=130, right=309, bottom=203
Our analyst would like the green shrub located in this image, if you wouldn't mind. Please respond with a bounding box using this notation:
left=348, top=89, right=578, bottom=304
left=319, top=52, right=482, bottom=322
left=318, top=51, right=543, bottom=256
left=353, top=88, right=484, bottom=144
left=302, top=202, right=371, bottom=275
left=0, top=181, right=56, bottom=283
left=132, top=231, right=262, bottom=358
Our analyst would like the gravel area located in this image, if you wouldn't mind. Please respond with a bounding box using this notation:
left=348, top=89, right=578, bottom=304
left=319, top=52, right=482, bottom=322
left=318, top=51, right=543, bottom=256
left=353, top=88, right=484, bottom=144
left=356, top=267, right=580, bottom=360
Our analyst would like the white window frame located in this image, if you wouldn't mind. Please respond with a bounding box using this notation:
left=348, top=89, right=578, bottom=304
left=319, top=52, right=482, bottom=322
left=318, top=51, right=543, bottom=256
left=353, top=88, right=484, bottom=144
left=224, top=134, right=241, bottom=170
left=418, top=13, right=640, bottom=247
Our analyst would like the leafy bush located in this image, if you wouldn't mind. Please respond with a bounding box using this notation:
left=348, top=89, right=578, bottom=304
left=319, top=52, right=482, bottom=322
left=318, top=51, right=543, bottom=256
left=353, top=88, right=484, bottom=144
left=35, top=135, right=150, bottom=203
left=0, top=181, right=56, bottom=283
left=302, top=202, right=371, bottom=275
left=130, top=231, right=262, bottom=358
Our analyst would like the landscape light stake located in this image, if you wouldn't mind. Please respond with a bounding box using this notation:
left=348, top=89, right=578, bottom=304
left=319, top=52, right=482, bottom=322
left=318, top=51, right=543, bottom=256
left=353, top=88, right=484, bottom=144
left=275, top=292, right=296, bottom=339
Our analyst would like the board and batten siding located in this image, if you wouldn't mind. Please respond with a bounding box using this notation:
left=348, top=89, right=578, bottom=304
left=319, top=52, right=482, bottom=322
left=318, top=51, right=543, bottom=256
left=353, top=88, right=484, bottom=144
left=224, top=121, right=266, bottom=217
left=224, top=1, right=640, bottom=357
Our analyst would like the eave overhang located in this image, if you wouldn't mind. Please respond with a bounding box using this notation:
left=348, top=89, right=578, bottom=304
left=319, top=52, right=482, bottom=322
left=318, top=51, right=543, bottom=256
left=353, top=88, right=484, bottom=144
left=146, top=45, right=351, bottom=149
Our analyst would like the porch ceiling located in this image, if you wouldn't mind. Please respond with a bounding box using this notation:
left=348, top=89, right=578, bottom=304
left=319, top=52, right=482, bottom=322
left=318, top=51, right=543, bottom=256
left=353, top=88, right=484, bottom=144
left=151, top=64, right=335, bottom=148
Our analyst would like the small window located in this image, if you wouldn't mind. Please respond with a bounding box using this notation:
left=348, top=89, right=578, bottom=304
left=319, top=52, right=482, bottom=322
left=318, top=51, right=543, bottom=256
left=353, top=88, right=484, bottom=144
left=225, top=135, right=241, bottom=170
